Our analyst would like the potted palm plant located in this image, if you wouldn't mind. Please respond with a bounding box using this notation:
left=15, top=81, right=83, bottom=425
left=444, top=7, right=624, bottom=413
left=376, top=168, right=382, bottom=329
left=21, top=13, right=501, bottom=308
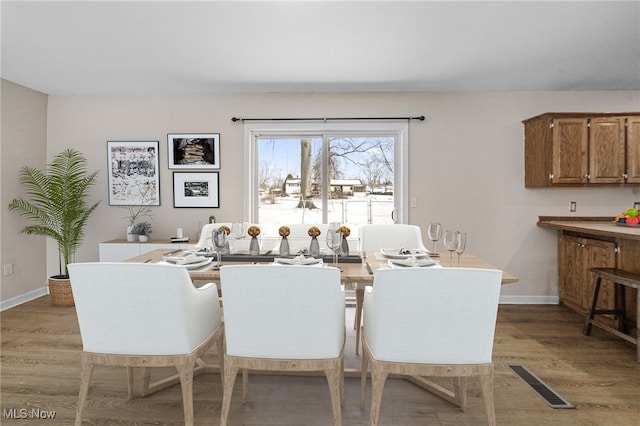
left=8, top=149, right=100, bottom=306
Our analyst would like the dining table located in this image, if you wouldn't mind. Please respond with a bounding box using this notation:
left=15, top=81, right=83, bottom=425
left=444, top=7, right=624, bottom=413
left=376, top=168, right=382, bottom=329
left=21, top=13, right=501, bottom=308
left=123, top=248, right=518, bottom=405
left=125, top=248, right=518, bottom=284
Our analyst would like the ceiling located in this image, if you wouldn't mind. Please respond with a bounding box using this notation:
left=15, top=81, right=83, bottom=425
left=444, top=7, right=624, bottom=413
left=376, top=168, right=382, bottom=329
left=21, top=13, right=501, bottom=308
left=2, top=1, right=639, bottom=95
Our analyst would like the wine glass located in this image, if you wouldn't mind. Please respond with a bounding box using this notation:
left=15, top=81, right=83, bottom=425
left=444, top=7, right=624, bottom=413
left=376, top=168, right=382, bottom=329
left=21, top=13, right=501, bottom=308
left=455, top=232, right=467, bottom=267
left=326, top=228, right=342, bottom=267
left=443, top=230, right=459, bottom=267
left=212, top=228, right=228, bottom=269
left=427, top=222, right=443, bottom=257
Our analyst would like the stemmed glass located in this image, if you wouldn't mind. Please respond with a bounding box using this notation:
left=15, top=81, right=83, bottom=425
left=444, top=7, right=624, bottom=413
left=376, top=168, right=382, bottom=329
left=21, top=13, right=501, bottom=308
left=212, top=228, right=227, bottom=269
left=326, top=227, right=342, bottom=268
left=443, top=230, right=459, bottom=267
left=455, top=232, right=467, bottom=267
left=427, top=222, right=443, bottom=257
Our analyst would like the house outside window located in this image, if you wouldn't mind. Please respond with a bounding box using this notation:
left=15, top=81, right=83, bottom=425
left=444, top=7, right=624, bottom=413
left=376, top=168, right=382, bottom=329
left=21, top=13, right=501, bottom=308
left=244, top=121, right=409, bottom=235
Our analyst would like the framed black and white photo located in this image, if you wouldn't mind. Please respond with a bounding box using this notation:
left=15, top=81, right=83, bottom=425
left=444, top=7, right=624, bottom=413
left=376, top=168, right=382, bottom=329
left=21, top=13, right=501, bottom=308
left=107, top=141, right=160, bottom=206
left=173, top=172, right=220, bottom=208
left=167, top=133, right=220, bottom=169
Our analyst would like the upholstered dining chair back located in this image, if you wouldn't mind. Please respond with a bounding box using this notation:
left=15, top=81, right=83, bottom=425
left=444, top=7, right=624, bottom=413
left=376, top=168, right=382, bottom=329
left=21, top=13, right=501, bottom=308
left=220, top=264, right=345, bottom=358
left=364, top=267, right=502, bottom=364
left=358, top=224, right=427, bottom=253
left=195, top=222, right=233, bottom=248
left=284, top=223, right=331, bottom=252
left=360, top=267, right=502, bottom=425
left=219, top=264, right=345, bottom=425
left=69, top=262, right=221, bottom=355
left=68, top=262, right=224, bottom=426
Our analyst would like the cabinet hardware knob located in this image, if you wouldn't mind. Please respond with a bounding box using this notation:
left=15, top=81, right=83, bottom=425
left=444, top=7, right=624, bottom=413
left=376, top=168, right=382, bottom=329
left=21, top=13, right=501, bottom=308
left=549, top=173, right=554, bottom=181
left=584, top=174, right=591, bottom=180
left=623, top=174, right=628, bottom=180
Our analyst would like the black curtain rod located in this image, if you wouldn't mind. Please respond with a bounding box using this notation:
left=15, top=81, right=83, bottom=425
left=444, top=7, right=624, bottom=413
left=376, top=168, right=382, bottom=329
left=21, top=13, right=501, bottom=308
left=231, top=116, right=425, bottom=123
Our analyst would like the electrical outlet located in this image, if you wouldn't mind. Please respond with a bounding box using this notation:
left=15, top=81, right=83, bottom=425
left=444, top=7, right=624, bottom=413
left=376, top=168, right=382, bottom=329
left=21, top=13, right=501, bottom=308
left=3, top=263, right=13, bottom=276
left=635, top=201, right=640, bottom=211
left=410, top=197, right=417, bottom=208
left=570, top=201, right=577, bottom=212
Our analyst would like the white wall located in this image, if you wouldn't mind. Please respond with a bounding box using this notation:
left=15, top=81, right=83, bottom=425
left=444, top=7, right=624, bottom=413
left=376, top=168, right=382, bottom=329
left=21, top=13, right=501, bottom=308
left=1, top=80, right=49, bottom=307
left=4, top=89, right=640, bottom=306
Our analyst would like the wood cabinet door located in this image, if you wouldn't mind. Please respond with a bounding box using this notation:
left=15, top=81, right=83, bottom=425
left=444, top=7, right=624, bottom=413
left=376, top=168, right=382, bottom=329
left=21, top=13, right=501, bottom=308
left=559, top=235, right=616, bottom=313
left=583, top=238, right=617, bottom=310
left=552, top=118, right=589, bottom=184
left=627, top=116, right=640, bottom=184
left=589, top=117, right=626, bottom=183
left=559, top=235, right=584, bottom=308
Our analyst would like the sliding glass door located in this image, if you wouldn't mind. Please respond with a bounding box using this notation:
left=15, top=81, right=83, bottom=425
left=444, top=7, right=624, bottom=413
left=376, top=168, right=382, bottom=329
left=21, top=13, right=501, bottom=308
left=244, top=122, right=408, bottom=230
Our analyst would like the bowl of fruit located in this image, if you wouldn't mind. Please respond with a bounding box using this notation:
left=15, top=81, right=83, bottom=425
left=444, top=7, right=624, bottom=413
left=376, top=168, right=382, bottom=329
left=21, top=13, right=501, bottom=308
left=614, top=208, right=639, bottom=227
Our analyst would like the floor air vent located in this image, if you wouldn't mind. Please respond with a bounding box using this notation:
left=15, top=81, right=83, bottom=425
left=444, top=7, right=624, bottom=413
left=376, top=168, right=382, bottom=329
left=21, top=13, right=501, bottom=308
left=507, top=364, right=574, bottom=409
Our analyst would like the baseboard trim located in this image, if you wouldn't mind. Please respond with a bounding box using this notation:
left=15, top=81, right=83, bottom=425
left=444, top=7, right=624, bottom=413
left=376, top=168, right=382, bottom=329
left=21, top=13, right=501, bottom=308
left=1, top=287, right=48, bottom=311
left=500, top=295, right=559, bottom=305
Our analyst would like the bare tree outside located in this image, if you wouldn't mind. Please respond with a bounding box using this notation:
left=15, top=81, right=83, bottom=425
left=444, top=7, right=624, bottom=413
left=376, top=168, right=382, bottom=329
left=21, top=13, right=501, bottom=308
left=257, top=136, right=395, bottom=226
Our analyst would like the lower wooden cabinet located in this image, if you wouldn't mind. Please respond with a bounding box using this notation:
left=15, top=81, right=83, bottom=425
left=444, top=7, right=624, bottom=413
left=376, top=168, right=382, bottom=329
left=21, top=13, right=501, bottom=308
left=558, top=234, right=617, bottom=314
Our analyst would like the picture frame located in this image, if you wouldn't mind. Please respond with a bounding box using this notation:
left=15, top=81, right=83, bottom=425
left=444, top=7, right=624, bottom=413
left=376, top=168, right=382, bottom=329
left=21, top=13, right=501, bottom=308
left=107, top=141, right=160, bottom=206
left=173, top=172, right=220, bottom=208
left=167, top=133, right=220, bottom=169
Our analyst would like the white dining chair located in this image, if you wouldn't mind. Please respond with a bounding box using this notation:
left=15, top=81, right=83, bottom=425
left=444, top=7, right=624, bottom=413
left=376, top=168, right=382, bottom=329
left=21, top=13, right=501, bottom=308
left=219, top=264, right=345, bottom=426
left=68, top=262, right=224, bottom=426
left=283, top=223, right=331, bottom=253
left=352, top=223, right=429, bottom=354
left=360, top=267, right=502, bottom=426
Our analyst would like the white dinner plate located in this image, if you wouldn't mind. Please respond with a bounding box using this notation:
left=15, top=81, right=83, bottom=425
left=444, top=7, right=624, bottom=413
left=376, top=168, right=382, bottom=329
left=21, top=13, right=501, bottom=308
left=387, top=258, right=439, bottom=268
left=181, top=257, right=213, bottom=269
left=274, top=256, right=323, bottom=265
left=380, top=248, right=428, bottom=259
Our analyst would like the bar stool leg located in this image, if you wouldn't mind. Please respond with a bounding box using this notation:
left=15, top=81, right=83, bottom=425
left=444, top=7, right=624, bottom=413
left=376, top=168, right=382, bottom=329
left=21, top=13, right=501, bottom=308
left=583, top=275, right=602, bottom=336
left=614, top=283, right=627, bottom=333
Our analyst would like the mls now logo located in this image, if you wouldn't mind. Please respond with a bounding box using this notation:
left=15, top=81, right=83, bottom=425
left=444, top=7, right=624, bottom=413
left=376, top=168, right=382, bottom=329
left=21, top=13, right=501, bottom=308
left=3, top=408, right=56, bottom=419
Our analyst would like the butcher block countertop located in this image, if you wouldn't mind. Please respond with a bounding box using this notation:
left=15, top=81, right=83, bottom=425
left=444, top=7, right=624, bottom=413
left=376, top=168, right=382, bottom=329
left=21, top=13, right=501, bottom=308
left=537, top=216, right=640, bottom=241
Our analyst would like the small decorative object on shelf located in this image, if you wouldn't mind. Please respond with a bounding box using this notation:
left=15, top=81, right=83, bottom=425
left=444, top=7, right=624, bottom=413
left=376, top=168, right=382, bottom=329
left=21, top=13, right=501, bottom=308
left=308, top=226, right=321, bottom=256
left=339, top=226, right=351, bottom=256
left=132, top=221, right=152, bottom=242
left=248, top=225, right=261, bottom=255
left=279, top=226, right=291, bottom=256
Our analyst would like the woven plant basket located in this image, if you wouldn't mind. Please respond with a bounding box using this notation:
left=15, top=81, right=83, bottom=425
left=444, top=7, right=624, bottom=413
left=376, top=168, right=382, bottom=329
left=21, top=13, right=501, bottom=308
left=48, top=276, right=75, bottom=307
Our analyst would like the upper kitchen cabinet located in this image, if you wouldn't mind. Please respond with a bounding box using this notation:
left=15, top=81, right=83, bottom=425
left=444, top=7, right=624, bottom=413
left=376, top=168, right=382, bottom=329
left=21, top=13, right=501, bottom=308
left=523, top=112, right=640, bottom=187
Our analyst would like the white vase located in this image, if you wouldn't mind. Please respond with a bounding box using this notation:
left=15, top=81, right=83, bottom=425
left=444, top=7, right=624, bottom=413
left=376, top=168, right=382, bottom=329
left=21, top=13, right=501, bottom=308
left=127, top=225, right=135, bottom=242
left=138, top=235, right=148, bottom=243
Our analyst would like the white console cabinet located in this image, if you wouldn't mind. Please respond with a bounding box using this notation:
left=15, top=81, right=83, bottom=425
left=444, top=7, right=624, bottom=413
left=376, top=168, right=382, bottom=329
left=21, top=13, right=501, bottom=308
left=99, top=239, right=194, bottom=262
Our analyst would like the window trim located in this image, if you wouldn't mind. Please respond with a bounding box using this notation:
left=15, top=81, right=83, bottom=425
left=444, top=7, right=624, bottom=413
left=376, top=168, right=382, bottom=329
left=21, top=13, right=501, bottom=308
left=243, top=121, right=409, bottom=224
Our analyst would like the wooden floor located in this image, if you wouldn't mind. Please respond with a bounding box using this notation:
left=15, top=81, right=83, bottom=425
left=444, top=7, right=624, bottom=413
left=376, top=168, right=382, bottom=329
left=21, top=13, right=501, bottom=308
left=1, top=297, right=638, bottom=425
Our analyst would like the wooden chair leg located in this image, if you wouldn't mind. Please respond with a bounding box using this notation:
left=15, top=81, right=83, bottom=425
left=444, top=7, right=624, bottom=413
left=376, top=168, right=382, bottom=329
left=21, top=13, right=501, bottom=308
left=126, top=367, right=134, bottom=399
left=360, top=341, right=369, bottom=408
left=242, top=369, right=249, bottom=403
left=584, top=275, right=602, bottom=335
left=355, top=288, right=364, bottom=355
left=324, top=361, right=343, bottom=426
left=176, top=362, right=195, bottom=426
left=479, top=373, right=496, bottom=426
left=453, top=377, right=467, bottom=411
left=139, top=367, right=152, bottom=396
left=75, top=356, right=94, bottom=426
left=220, top=361, right=239, bottom=426
left=369, top=361, right=389, bottom=426
left=217, top=332, right=225, bottom=386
